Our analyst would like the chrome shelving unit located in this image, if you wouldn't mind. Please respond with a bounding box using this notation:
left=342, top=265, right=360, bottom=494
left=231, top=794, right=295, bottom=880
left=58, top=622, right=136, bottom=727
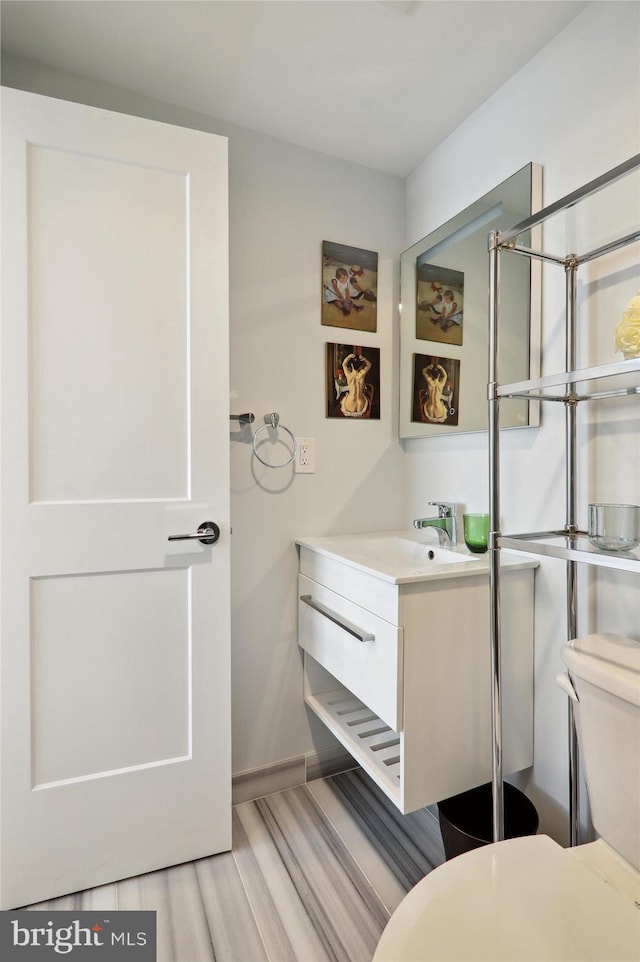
left=487, top=154, right=640, bottom=847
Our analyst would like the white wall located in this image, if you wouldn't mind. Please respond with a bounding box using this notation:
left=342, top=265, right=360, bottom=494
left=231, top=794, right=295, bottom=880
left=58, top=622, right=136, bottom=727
left=1, top=54, right=407, bottom=775
left=226, top=136, right=406, bottom=773
left=404, top=0, right=640, bottom=842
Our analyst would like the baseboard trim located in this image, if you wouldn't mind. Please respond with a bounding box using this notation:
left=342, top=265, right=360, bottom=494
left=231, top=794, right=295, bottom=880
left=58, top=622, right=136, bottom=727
left=232, top=747, right=357, bottom=805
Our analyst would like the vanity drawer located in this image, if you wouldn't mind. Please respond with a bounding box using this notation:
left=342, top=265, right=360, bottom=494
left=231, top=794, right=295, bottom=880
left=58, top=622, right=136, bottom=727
left=298, top=546, right=401, bottom=624
left=298, top=575, right=403, bottom=731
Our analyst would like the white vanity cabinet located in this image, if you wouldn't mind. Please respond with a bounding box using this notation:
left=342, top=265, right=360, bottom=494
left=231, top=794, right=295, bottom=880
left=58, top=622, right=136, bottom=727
left=297, top=533, right=537, bottom=814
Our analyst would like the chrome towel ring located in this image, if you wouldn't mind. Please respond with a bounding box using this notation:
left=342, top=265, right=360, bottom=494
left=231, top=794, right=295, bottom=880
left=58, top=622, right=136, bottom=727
left=252, top=412, right=297, bottom=468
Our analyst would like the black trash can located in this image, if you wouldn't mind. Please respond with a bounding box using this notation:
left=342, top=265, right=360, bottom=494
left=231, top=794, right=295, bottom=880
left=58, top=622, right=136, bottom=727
left=437, top=781, right=539, bottom=860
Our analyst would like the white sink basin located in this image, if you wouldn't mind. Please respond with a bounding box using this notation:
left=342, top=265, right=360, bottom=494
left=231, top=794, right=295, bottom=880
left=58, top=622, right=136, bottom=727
left=296, top=530, right=494, bottom=584
left=334, top=536, right=476, bottom=568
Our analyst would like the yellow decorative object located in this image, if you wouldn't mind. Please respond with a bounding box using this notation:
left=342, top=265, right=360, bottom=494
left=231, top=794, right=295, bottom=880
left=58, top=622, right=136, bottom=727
left=614, top=293, right=640, bottom=359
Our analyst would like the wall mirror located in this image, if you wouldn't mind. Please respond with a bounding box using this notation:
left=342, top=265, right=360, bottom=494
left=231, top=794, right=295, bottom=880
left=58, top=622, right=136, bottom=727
left=399, top=163, right=541, bottom=439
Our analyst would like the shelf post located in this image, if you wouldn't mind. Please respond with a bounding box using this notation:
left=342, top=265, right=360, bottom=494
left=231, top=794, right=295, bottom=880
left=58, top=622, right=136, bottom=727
left=488, top=230, right=504, bottom=842
left=565, top=258, right=581, bottom=847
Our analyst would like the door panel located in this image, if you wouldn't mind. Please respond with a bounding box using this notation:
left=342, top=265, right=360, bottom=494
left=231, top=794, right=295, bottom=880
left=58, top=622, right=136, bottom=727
left=28, top=144, right=189, bottom=502
left=1, top=87, right=230, bottom=909
left=31, top=568, right=190, bottom=785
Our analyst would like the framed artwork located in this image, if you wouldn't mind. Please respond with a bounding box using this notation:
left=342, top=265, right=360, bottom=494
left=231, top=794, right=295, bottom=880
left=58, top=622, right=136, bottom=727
left=326, top=343, right=380, bottom=420
left=321, top=240, right=378, bottom=333
left=411, top=353, right=460, bottom=426
left=416, top=260, right=464, bottom=346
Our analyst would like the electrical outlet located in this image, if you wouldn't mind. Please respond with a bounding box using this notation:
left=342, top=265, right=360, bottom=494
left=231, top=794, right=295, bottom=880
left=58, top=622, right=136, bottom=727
left=295, top=437, right=315, bottom=474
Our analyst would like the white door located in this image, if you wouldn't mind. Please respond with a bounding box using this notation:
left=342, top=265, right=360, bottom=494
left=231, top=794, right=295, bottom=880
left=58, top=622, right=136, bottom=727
left=0, top=87, right=231, bottom=910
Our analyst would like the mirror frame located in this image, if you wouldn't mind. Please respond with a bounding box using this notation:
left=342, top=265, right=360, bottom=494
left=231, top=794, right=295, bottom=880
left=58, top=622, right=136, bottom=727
left=399, top=163, right=542, bottom=439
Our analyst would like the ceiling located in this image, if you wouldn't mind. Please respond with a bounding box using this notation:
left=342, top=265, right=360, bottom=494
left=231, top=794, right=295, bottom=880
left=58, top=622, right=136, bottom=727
left=1, top=0, right=588, bottom=176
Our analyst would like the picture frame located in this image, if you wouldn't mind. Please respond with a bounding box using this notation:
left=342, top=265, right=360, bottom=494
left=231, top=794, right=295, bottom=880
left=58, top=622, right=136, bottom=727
left=326, top=343, right=380, bottom=420
left=321, top=241, right=378, bottom=333
left=416, top=261, right=464, bottom=346
left=411, top=353, right=460, bottom=426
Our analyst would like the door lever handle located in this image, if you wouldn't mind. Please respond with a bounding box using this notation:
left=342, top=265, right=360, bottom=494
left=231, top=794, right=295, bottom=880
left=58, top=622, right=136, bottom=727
left=168, top=521, right=220, bottom=546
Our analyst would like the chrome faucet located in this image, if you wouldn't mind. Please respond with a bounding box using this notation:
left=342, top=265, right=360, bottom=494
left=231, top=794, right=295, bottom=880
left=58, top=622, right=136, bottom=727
left=413, top=501, right=457, bottom=546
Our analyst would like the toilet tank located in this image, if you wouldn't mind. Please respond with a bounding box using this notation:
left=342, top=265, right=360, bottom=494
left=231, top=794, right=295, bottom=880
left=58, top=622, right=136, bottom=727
left=562, top=633, right=640, bottom=871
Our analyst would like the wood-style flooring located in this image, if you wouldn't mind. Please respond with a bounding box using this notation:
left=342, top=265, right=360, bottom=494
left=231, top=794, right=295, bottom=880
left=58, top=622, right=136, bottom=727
left=26, top=768, right=446, bottom=962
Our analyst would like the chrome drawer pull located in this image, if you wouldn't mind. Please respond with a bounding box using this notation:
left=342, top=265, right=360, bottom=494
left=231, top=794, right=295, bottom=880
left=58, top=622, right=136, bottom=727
left=299, top=594, right=374, bottom=643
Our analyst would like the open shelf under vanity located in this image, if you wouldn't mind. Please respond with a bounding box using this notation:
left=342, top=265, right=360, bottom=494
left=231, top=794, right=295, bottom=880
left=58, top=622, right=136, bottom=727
left=304, top=685, right=402, bottom=802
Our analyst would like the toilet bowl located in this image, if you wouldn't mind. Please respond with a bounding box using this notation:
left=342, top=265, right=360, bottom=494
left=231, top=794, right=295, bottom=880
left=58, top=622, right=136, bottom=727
left=373, top=633, right=640, bottom=962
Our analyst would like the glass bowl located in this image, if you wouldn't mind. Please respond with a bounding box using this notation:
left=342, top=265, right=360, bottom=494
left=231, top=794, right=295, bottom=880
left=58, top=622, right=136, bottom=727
left=587, top=503, right=640, bottom=552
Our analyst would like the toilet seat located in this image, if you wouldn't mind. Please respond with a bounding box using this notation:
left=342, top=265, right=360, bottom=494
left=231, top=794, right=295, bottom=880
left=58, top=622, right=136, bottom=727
left=373, top=835, right=640, bottom=962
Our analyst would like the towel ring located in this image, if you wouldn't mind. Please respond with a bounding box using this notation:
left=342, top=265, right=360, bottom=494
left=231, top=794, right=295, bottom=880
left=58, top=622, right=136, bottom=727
left=252, top=413, right=297, bottom=468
